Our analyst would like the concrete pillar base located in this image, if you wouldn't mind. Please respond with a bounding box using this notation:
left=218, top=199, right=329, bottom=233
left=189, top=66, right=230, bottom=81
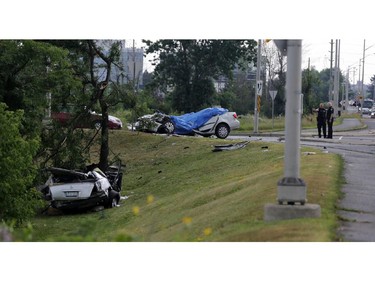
left=277, top=177, right=307, bottom=205
left=264, top=203, right=321, bottom=221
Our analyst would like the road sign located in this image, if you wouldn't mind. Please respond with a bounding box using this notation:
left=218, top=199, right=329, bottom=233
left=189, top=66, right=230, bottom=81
left=269, top=90, right=277, bottom=100
left=256, top=80, right=263, bottom=96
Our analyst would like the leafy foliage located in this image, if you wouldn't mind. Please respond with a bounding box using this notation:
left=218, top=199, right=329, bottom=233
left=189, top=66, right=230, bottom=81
left=0, top=103, right=43, bottom=225
left=40, top=40, right=132, bottom=170
left=0, top=40, right=80, bottom=138
left=144, top=40, right=257, bottom=113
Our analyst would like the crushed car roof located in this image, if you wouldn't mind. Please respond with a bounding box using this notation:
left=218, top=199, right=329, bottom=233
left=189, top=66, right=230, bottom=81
left=46, top=167, right=88, bottom=179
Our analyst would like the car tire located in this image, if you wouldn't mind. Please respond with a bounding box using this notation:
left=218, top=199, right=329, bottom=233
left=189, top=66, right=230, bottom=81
left=158, top=118, right=175, bottom=134
left=94, top=121, right=101, bottom=130
left=215, top=123, right=230, bottom=139
left=107, top=190, right=120, bottom=208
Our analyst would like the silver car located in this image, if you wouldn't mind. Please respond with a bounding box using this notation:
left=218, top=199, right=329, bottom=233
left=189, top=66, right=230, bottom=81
left=39, top=163, right=123, bottom=212
left=133, top=108, right=240, bottom=139
left=191, top=111, right=240, bottom=139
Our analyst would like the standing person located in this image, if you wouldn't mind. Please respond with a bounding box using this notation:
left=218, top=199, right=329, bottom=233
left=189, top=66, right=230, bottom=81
left=315, top=103, right=327, bottom=138
left=326, top=102, right=334, bottom=139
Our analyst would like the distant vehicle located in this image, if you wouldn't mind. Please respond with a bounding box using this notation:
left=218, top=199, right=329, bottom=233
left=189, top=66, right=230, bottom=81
left=38, top=162, right=123, bottom=212
left=132, top=108, right=240, bottom=139
left=360, top=99, right=374, bottom=115
left=51, top=106, right=122, bottom=129
left=371, top=108, right=375, bottom=119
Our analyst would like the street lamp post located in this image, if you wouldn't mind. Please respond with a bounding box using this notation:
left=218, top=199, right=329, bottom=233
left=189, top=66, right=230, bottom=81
left=333, top=39, right=340, bottom=118
left=359, top=41, right=375, bottom=115
left=361, top=40, right=366, bottom=115
left=264, top=40, right=321, bottom=221
left=278, top=40, right=304, bottom=199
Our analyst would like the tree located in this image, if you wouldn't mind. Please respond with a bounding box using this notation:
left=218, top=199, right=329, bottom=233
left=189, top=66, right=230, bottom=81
left=45, top=40, right=130, bottom=171
left=144, top=40, right=257, bottom=113
left=369, top=75, right=375, bottom=100
left=302, top=67, right=321, bottom=114
left=0, top=103, right=42, bottom=225
left=0, top=40, right=80, bottom=139
left=262, top=41, right=287, bottom=117
left=84, top=40, right=127, bottom=170
left=224, top=70, right=254, bottom=115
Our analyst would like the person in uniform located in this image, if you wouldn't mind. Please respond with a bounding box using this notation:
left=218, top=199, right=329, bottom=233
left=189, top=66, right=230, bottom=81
left=326, top=102, right=334, bottom=139
left=315, top=103, right=327, bottom=138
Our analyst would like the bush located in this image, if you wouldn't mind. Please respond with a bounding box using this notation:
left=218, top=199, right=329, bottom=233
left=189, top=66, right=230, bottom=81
left=0, top=103, right=43, bottom=225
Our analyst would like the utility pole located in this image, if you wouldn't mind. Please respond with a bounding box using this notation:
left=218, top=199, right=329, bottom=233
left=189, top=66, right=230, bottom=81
left=361, top=39, right=366, bottom=115
left=333, top=39, right=340, bottom=117
left=253, top=40, right=262, bottom=133
left=358, top=59, right=361, bottom=102
left=264, top=40, right=321, bottom=221
left=133, top=39, right=136, bottom=90
left=338, top=40, right=341, bottom=112
left=345, top=68, right=349, bottom=113
left=329, top=40, right=334, bottom=101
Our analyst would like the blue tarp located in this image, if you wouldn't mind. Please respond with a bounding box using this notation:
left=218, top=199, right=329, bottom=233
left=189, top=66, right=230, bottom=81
left=170, top=108, right=228, bottom=135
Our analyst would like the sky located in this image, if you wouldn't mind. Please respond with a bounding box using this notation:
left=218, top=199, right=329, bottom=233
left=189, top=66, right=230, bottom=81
left=303, top=39, right=375, bottom=84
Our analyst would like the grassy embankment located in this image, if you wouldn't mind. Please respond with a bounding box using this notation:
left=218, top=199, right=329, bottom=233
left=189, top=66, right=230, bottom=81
left=29, top=128, right=343, bottom=242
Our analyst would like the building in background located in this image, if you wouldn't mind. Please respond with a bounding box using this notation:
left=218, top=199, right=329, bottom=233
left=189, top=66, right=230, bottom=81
left=97, top=40, right=144, bottom=88
left=116, top=40, right=144, bottom=88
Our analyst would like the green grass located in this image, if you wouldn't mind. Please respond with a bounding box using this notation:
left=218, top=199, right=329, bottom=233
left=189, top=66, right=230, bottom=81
left=27, top=130, right=342, bottom=242
left=236, top=114, right=317, bottom=132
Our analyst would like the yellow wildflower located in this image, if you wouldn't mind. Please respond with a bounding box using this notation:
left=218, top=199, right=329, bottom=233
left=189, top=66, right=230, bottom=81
left=132, top=206, right=140, bottom=215
left=182, top=216, right=192, bottom=225
left=203, top=227, right=212, bottom=236
left=147, top=195, right=154, bottom=204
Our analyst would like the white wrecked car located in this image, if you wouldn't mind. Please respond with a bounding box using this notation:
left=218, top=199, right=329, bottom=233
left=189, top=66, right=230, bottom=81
left=39, top=163, right=123, bottom=212
left=133, top=111, right=175, bottom=134
left=133, top=108, right=240, bottom=139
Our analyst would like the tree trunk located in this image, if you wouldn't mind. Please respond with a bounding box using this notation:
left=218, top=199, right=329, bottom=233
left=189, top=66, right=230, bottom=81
left=98, top=91, right=109, bottom=171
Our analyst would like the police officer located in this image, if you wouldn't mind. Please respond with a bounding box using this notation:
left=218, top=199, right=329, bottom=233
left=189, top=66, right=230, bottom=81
left=326, top=102, right=334, bottom=139
left=316, top=103, right=327, bottom=138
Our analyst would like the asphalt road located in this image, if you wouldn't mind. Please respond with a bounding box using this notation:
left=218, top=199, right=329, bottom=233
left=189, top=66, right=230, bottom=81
left=296, top=118, right=375, bottom=241
left=325, top=118, right=375, bottom=241
left=296, top=117, right=375, bottom=241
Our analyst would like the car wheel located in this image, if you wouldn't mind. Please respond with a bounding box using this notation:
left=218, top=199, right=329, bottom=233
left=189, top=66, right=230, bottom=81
left=158, top=118, right=175, bottom=134
left=164, top=120, right=175, bottom=133
left=94, top=121, right=101, bottom=130
left=215, top=123, right=230, bottom=139
left=107, top=190, right=120, bottom=208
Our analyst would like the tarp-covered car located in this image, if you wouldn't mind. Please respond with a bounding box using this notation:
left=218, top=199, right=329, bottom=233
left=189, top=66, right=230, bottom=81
left=38, top=163, right=123, bottom=212
left=133, top=108, right=240, bottom=139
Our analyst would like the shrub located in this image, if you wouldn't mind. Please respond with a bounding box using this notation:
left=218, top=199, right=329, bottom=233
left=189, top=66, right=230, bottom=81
left=0, top=103, right=43, bottom=225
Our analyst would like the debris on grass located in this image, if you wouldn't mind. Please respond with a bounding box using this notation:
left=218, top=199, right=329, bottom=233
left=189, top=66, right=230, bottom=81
left=212, top=141, right=249, bottom=152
